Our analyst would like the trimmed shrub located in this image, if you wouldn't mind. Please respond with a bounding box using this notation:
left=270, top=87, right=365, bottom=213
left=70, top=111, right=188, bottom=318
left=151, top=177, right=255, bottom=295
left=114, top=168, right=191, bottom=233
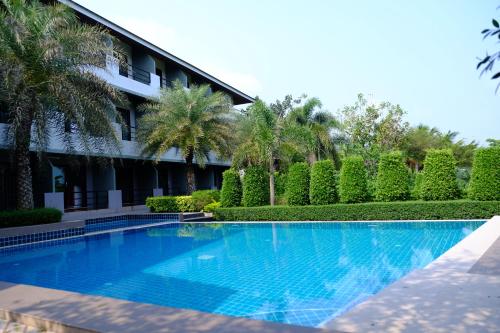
left=220, top=169, right=242, bottom=207
left=310, top=160, right=338, bottom=205
left=0, top=208, right=62, bottom=229
left=146, top=196, right=177, bottom=212
left=203, top=201, right=221, bottom=213
left=191, top=190, right=220, bottom=211
left=214, top=200, right=500, bottom=221
left=339, top=156, right=368, bottom=203
left=242, top=165, right=269, bottom=207
left=274, top=171, right=288, bottom=197
left=421, top=149, right=460, bottom=201
left=375, top=152, right=410, bottom=202
left=176, top=196, right=195, bottom=212
left=286, top=162, right=310, bottom=206
left=411, top=172, right=424, bottom=200
left=468, top=147, right=500, bottom=201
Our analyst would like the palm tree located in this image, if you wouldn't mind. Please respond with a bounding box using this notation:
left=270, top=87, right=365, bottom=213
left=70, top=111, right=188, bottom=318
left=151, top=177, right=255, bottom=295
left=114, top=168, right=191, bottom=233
left=0, top=0, right=124, bottom=209
left=138, top=81, right=235, bottom=194
left=232, top=99, right=311, bottom=205
left=287, top=97, right=342, bottom=165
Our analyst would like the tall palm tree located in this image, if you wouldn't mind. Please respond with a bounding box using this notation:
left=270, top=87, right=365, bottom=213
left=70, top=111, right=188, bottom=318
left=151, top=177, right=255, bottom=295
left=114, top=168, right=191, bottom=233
left=232, top=99, right=311, bottom=205
left=287, top=97, right=342, bottom=164
left=138, top=81, right=235, bottom=194
left=0, top=0, right=124, bottom=209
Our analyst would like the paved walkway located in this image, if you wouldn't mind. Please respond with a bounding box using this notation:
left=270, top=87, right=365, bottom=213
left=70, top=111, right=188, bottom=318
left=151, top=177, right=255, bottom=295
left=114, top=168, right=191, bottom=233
left=0, top=318, right=54, bottom=333
left=324, top=216, right=500, bottom=333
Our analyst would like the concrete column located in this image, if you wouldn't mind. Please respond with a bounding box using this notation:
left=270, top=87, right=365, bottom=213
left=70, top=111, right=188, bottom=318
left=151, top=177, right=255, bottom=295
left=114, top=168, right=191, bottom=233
left=44, top=192, right=64, bottom=213
left=209, top=167, right=216, bottom=190
left=108, top=190, right=122, bottom=211
left=167, top=167, right=174, bottom=195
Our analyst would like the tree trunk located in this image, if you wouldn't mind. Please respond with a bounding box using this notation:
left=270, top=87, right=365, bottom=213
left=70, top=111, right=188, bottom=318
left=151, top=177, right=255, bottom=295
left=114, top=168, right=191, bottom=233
left=185, top=149, right=196, bottom=195
left=269, top=159, right=275, bottom=206
left=15, top=111, right=35, bottom=210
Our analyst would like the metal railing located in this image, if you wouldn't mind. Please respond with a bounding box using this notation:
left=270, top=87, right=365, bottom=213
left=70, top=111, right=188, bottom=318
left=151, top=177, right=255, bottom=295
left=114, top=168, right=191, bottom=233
left=119, top=63, right=151, bottom=85
left=121, top=188, right=153, bottom=206
left=160, top=77, right=172, bottom=88
left=64, top=190, right=109, bottom=212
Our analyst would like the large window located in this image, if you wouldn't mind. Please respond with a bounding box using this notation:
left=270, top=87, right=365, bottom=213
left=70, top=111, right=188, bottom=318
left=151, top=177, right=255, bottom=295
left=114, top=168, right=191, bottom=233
left=117, top=108, right=131, bottom=141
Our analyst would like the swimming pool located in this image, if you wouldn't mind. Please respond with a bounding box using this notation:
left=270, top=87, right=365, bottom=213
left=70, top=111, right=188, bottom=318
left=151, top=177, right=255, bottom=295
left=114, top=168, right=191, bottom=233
left=0, top=221, right=484, bottom=327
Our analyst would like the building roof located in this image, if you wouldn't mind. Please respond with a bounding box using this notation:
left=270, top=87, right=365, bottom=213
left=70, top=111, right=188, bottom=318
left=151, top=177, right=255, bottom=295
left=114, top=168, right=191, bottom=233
left=58, top=0, right=255, bottom=105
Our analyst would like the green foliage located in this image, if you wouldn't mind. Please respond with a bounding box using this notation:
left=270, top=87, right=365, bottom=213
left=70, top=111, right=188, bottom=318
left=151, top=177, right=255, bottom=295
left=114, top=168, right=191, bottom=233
left=421, top=149, right=460, bottom=201
left=375, top=152, right=410, bottom=201
left=309, top=160, right=338, bottom=205
left=214, top=200, right=500, bottom=221
left=286, top=162, right=310, bottom=206
left=203, top=201, right=221, bottom=213
left=411, top=172, right=424, bottom=200
left=339, top=156, right=368, bottom=203
left=220, top=169, right=242, bottom=207
left=191, top=190, right=220, bottom=211
left=468, top=147, right=500, bottom=200
left=145, top=196, right=195, bottom=212
left=242, top=166, right=269, bottom=207
left=0, top=208, right=62, bottom=228
left=176, top=196, right=195, bottom=212
left=274, top=171, right=288, bottom=197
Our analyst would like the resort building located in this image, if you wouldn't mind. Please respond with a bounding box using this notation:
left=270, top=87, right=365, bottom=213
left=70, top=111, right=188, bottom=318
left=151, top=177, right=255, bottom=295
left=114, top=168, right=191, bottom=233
left=0, top=0, right=254, bottom=212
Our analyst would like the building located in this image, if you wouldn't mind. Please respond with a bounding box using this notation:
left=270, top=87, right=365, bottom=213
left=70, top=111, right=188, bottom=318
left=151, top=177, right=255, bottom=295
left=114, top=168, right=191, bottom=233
left=0, top=0, right=254, bottom=212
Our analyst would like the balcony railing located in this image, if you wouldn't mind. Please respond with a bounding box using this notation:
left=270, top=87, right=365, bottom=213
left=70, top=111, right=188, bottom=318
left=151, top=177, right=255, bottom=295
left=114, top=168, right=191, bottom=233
left=64, top=190, right=109, bottom=212
left=119, top=63, right=151, bottom=85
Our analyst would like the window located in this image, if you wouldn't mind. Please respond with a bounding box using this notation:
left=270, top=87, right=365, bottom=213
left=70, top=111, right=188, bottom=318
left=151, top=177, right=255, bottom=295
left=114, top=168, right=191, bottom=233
left=117, top=108, right=131, bottom=141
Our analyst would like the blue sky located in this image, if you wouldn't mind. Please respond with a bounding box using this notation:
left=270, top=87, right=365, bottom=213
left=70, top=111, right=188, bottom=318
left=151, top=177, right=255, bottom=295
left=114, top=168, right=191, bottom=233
left=77, top=0, right=499, bottom=144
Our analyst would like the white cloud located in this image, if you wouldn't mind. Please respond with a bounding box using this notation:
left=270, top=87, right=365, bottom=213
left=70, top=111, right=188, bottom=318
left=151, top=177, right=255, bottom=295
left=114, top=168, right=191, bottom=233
left=111, top=17, right=177, bottom=51
left=201, top=65, right=262, bottom=97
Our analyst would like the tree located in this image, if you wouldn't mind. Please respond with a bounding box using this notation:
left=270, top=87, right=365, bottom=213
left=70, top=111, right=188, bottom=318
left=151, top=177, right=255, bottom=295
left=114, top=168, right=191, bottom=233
left=0, top=0, right=124, bottom=209
left=232, top=98, right=311, bottom=205
left=477, top=17, right=500, bottom=92
left=138, top=81, right=235, bottom=194
left=287, top=97, right=343, bottom=164
left=486, top=138, right=500, bottom=147
left=375, top=151, right=410, bottom=202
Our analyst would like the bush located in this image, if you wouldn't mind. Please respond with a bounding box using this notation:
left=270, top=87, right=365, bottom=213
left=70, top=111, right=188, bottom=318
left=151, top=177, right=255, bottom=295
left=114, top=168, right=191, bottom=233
left=421, top=149, right=460, bottom=201
left=0, top=208, right=62, bottom=228
left=310, top=160, right=338, bottom=205
left=176, top=196, right=195, bottom=212
left=242, top=165, right=269, bottom=207
left=214, top=200, right=500, bottom=221
left=339, top=156, right=368, bottom=203
left=375, top=152, right=410, bottom=202
left=468, top=147, right=500, bottom=201
left=411, top=172, right=424, bottom=200
left=203, top=201, right=221, bottom=213
left=146, top=195, right=195, bottom=213
left=274, top=171, right=288, bottom=197
left=286, top=162, right=310, bottom=206
left=191, top=190, right=220, bottom=211
left=220, top=169, right=242, bottom=207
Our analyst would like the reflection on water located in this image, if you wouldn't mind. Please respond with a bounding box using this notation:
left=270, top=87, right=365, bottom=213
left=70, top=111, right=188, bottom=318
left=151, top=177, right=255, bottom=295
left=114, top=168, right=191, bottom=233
left=0, top=221, right=484, bottom=327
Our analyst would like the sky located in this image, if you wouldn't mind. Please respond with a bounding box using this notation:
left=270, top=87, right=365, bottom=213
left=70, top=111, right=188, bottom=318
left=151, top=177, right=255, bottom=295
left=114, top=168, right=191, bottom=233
left=76, top=0, right=500, bottom=144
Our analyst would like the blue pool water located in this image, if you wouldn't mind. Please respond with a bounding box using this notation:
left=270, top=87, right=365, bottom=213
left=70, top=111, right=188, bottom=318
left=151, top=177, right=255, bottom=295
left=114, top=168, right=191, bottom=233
left=0, top=221, right=483, bottom=327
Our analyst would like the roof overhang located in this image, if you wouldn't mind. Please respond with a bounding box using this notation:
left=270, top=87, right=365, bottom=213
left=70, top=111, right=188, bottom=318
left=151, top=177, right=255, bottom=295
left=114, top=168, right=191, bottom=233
left=57, top=0, right=255, bottom=105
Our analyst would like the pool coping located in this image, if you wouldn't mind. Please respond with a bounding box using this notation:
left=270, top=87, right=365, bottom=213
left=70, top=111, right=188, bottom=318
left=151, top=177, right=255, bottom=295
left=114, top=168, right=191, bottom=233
left=0, top=217, right=497, bottom=333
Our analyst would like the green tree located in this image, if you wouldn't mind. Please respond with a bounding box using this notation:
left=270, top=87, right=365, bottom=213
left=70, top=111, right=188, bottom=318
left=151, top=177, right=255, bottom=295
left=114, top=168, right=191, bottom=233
left=0, top=0, right=124, bottom=209
left=420, top=149, right=460, bottom=201
left=486, top=138, right=500, bottom=147
left=375, top=151, right=410, bottom=202
left=477, top=17, right=500, bottom=91
left=339, top=156, right=368, bottom=203
left=309, top=159, right=338, bottom=205
left=138, top=81, right=235, bottom=194
left=233, top=98, right=311, bottom=205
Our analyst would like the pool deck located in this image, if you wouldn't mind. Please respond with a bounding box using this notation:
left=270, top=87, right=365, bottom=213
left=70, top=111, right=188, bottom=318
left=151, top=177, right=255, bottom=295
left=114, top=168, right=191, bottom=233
left=0, top=217, right=498, bottom=333
left=324, top=215, right=500, bottom=333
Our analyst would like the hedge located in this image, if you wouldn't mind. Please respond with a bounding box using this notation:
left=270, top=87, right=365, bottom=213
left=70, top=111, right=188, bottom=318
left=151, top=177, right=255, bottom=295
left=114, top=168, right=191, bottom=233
left=0, top=208, right=62, bottom=229
left=145, top=196, right=195, bottom=212
left=214, top=200, right=500, bottom=221
left=339, top=156, right=368, bottom=203
left=191, top=190, right=220, bottom=211
left=220, top=169, right=242, bottom=207
left=411, top=172, right=424, bottom=200
left=468, top=147, right=500, bottom=201
left=375, top=152, right=410, bottom=202
left=286, top=162, right=310, bottom=206
left=310, top=160, right=338, bottom=205
left=242, top=165, right=269, bottom=207
left=421, top=149, right=460, bottom=201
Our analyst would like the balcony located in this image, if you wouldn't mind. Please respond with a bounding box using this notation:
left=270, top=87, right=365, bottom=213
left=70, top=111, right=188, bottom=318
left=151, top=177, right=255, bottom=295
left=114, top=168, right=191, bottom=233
left=92, top=55, right=161, bottom=99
